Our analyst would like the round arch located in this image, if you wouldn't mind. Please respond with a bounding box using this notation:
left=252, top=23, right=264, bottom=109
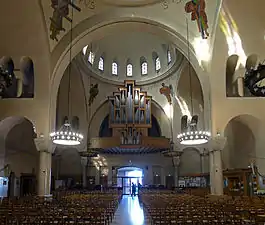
left=0, top=116, right=38, bottom=176
left=223, top=114, right=259, bottom=169
left=88, top=98, right=172, bottom=139
left=49, top=18, right=211, bottom=141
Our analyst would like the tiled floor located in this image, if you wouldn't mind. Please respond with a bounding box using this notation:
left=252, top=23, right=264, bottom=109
left=111, top=195, right=150, bottom=225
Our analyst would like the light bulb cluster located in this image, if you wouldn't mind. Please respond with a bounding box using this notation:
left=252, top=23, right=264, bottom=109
left=177, top=131, right=211, bottom=145
left=50, top=123, right=83, bottom=146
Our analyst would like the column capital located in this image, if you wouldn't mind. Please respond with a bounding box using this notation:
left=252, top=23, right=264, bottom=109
left=80, top=157, right=89, bottom=167
left=209, top=136, right=227, bottom=152
left=173, top=155, right=181, bottom=167
left=34, top=137, right=47, bottom=152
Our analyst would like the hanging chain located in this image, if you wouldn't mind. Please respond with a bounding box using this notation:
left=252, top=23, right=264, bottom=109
left=186, top=17, right=194, bottom=116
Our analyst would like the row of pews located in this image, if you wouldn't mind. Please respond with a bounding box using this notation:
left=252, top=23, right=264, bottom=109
left=140, top=190, right=265, bottom=224
left=0, top=191, right=122, bottom=224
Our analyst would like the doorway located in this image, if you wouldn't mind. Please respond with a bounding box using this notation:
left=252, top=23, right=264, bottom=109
left=117, top=167, right=143, bottom=195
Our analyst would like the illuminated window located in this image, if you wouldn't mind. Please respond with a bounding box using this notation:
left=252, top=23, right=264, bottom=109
left=127, top=64, right=133, bottom=76
left=112, top=62, right=118, bottom=75
left=88, top=51, right=95, bottom=64
left=167, top=50, right=172, bottom=64
left=155, top=57, right=161, bottom=71
left=98, top=57, right=104, bottom=71
left=141, top=62, right=148, bottom=75
left=82, top=45, right=88, bottom=55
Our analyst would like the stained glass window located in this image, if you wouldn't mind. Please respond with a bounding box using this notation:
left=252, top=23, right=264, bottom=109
left=155, top=57, right=161, bottom=71
left=127, top=64, right=133, bottom=76
left=98, top=57, right=104, bottom=71
left=88, top=51, right=95, bottom=64
left=141, top=62, right=148, bottom=75
left=112, top=62, right=118, bottom=75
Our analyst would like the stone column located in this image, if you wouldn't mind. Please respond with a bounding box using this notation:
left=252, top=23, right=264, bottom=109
left=81, top=157, right=88, bottom=188
left=39, top=151, right=52, bottom=196
left=173, top=154, right=181, bottom=187
left=209, top=136, right=227, bottom=195
left=234, top=68, right=245, bottom=97
left=35, top=138, right=52, bottom=197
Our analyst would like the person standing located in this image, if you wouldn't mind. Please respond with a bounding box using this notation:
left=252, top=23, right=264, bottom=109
left=131, top=183, right=136, bottom=197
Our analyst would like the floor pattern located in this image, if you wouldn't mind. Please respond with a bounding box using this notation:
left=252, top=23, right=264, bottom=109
left=111, top=195, right=151, bottom=225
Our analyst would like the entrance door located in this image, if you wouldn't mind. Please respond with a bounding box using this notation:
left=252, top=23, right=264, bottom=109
left=122, top=177, right=132, bottom=195
left=121, top=177, right=141, bottom=195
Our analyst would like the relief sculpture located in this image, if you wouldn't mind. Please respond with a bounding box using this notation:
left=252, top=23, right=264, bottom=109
left=160, top=83, right=173, bottom=105
left=50, top=0, right=81, bottom=41
left=89, top=83, right=99, bottom=106
left=185, top=0, right=209, bottom=39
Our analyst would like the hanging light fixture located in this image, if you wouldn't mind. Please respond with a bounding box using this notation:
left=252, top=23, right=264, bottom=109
left=177, top=18, right=211, bottom=146
left=50, top=5, right=83, bottom=146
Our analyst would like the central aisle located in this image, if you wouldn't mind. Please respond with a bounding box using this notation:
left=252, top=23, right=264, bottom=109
left=111, top=195, right=150, bottom=225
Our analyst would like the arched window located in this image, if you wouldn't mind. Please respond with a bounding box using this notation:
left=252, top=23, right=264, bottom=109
left=112, top=62, right=118, bottom=75
left=141, top=62, right=148, bottom=75
left=155, top=57, right=161, bottom=71
left=98, top=57, right=104, bottom=71
left=167, top=50, right=172, bottom=64
left=88, top=51, right=95, bottom=64
left=127, top=64, right=133, bottom=76
left=82, top=45, right=88, bottom=55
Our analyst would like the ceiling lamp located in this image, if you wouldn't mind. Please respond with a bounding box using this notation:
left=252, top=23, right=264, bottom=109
left=50, top=122, right=83, bottom=146
left=50, top=6, right=83, bottom=146
left=177, top=18, right=210, bottom=146
left=177, top=130, right=211, bottom=145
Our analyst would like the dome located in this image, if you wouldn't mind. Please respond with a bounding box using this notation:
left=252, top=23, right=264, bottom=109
left=77, top=31, right=184, bottom=85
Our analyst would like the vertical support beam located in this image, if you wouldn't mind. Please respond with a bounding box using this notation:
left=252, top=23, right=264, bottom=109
left=38, top=151, right=52, bottom=196
left=35, top=138, right=53, bottom=197
left=209, top=136, right=227, bottom=195
left=81, top=157, right=88, bottom=189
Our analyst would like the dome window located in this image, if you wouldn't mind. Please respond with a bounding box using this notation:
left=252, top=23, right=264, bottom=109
left=112, top=62, right=118, bottom=75
left=82, top=45, right=88, bottom=55
left=127, top=64, right=133, bottom=76
left=88, top=51, right=95, bottom=64
left=98, top=57, right=104, bottom=71
left=141, top=62, right=148, bottom=75
left=155, top=57, right=161, bottom=72
left=167, top=50, right=172, bottom=64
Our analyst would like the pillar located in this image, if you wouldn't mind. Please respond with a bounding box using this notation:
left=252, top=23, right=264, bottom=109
left=234, top=68, right=245, bottom=97
left=237, top=77, right=244, bottom=97
left=209, top=136, right=227, bottom=195
left=173, top=155, right=181, bottom=187
left=38, top=151, right=52, bottom=196
left=81, top=157, right=88, bottom=188
left=35, top=137, right=53, bottom=197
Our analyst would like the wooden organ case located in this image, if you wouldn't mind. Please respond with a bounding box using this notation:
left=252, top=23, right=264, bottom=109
left=108, top=80, right=152, bottom=144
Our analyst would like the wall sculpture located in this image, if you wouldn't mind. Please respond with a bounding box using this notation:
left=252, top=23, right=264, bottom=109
left=185, top=0, right=209, bottom=39
left=50, top=0, right=81, bottom=41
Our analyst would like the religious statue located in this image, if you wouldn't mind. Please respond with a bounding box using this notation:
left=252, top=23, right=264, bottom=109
left=50, top=0, right=81, bottom=41
left=160, top=83, right=173, bottom=105
left=185, top=0, right=209, bottom=39
left=89, top=83, right=99, bottom=106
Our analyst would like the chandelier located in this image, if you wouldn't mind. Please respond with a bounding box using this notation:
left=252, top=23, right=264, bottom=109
left=50, top=6, right=83, bottom=146
left=50, top=122, right=83, bottom=146
left=177, top=130, right=211, bottom=145
left=177, top=18, right=211, bottom=146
